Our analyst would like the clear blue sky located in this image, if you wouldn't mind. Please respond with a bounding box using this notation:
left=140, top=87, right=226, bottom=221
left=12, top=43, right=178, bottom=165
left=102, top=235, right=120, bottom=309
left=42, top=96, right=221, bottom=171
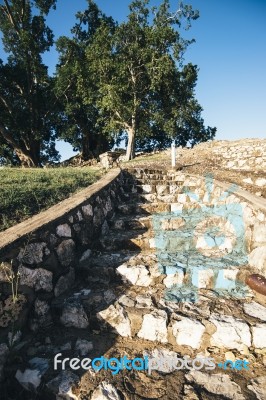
left=1, top=0, right=265, bottom=160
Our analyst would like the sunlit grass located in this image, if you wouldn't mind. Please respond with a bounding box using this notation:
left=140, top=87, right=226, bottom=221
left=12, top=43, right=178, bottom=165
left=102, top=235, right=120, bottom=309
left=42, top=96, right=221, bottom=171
left=0, top=167, right=103, bottom=231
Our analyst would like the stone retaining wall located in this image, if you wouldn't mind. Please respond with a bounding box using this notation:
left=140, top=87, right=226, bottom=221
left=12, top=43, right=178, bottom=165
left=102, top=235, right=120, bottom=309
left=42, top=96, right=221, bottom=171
left=198, top=139, right=266, bottom=171
left=0, top=169, right=122, bottom=334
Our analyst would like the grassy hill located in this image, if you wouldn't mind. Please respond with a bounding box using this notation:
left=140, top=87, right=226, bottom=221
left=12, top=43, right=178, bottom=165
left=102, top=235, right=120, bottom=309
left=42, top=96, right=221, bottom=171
left=0, top=167, right=103, bottom=232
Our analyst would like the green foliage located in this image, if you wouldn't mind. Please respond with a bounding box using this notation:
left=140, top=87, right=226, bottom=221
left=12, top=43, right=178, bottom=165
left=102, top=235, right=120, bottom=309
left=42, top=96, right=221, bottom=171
left=0, top=167, right=102, bottom=231
left=0, top=0, right=216, bottom=165
left=55, top=1, right=116, bottom=160
left=0, top=0, right=59, bottom=166
left=87, top=0, right=216, bottom=159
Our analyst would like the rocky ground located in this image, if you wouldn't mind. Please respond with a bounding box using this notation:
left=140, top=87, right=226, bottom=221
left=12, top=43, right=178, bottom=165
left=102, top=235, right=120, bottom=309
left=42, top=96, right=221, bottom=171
left=1, top=139, right=266, bottom=400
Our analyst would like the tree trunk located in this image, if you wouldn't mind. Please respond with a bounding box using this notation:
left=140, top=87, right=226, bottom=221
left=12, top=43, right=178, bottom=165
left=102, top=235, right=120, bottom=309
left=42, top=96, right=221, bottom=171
left=125, top=111, right=136, bottom=161
left=125, top=127, right=135, bottom=161
left=0, top=122, right=40, bottom=167
left=81, top=133, right=91, bottom=161
left=15, top=149, right=36, bottom=167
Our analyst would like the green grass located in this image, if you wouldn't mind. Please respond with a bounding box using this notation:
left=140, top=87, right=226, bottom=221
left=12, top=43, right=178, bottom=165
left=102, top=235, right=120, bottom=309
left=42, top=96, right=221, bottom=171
left=123, top=151, right=170, bottom=164
left=0, top=167, right=103, bottom=232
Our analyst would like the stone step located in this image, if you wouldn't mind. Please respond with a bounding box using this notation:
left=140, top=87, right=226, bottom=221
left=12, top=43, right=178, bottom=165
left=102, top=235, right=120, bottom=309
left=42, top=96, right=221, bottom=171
left=93, top=229, right=155, bottom=252
left=110, top=215, right=153, bottom=230
left=129, top=192, right=187, bottom=203
left=116, top=202, right=172, bottom=215
left=122, top=178, right=185, bottom=185
left=122, top=183, right=184, bottom=195
left=123, top=167, right=169, bottom=175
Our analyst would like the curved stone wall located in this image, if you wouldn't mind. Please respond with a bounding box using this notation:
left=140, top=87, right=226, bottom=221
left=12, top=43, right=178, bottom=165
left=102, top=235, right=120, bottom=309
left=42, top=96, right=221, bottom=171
left=0, top=169, right=122, bottom=333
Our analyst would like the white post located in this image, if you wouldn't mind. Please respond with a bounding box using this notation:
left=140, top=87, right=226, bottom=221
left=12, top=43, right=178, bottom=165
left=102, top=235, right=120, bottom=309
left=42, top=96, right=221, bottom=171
left=171, top=140, right=176, bottom=168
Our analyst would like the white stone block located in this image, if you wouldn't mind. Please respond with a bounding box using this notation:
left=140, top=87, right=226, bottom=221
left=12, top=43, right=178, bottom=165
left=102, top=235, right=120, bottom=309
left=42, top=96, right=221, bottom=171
left=252, top=324, right=266, bottom=349
left=210, top=314, right=251, bottom=351
left=243, top=302, right=266, bottom=321
left=172, top=317, right=205, bottom=349
left=137, top=310, right=168, bottom=343
left=97, top=305, right=131, bottom=337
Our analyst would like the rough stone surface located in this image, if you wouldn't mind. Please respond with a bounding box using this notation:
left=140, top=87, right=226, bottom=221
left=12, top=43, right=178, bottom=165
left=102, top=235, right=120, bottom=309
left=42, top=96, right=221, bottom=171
left=118, top=295, right=135, bottom=308
left=135, top=295, right=153, bottom=308
left=172, top=317, right=205, bottom=349
left=0, top=343, right=9, bottom=381
left=79, top=249, right=92, bottom=267
left=54, top=268, right=75, bottom=297
left=252, top=324, right=266, bottom=349
left=91, top=382, right=121, bottom=400
left=18, top=242, right=49, bottom=265
left=75, top=339, right=93, bottom=356
left=210, top=314, right=251, bottom=351
left=137, top=310, right=168, bottom=343
left=82, top=204, right=93, bottom=217
left=247, top=376, right=266, bottom=400
left=248, top=246, right=266, bottom=273
left=46, top=371, right=80, bottom=400
left=252, top=223, right=266, bottom=245
left=185, top=371, right=245, bottom=400
left=60, top=298, right=89, bottom=329
left=34, top=299, right=50, bottom=317
left=243, top=302, right=266, bottom=321
left=101, top=220, right=109, bottom=236
left=16, top=358, right=48, bottom=391
left=19, top=265, right=53, bottom=292
left=97, top=304, right=131, bottom=337
left=117, top=263, right=152, bottom=287
left=163, top=268, right=184, bottom=288
left=183, top=385, right=200, bottom=400
left=56, top=224, right=72, bottom=238
left=104, top=290, right=116, bottom=304
left=16, top=369, right=42, bottom=391
left=144, top=348, right=179, bottom=373
left=56, top=239, right=75, bottom=267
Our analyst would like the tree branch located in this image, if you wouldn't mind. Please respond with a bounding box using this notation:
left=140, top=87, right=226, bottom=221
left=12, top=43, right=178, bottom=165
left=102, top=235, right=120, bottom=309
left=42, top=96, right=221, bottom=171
left=3, top=0, right=20, bottom=35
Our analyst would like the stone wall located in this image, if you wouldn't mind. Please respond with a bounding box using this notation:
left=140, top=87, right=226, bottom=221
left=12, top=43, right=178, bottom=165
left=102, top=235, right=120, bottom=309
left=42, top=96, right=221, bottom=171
left=0, top=169, right=122, bottom=334
left=197, top=139, right=266, bottom=171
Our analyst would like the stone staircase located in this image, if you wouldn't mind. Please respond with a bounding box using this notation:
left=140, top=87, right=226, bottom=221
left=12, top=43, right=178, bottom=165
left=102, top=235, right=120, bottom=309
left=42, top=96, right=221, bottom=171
left=2, top=168, right=266, bottom=400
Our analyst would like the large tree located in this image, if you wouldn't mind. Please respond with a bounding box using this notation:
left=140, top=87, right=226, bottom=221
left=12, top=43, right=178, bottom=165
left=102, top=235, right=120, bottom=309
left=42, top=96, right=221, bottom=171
left=55, top=0, right=115, bottom=160
left=88, top=0, right=216, bottom=160
left=0, top=0, right=59, bottom=167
